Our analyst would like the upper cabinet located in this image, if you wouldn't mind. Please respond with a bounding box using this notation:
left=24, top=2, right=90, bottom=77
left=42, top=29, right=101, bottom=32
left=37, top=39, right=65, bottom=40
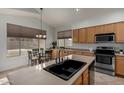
left=95, top=23, right=116, bottom=35
left=73, top=28, right=87, bottom=43
left=72, top=21, right=124, bottom=44
left=79, top=28, right=86, bottom=43
left=73, top=29, right=79, bottom=43
left=104, top=23, right=116, bottom=33
left=86, top=27, right=96, bottom=43
left=95, top=25, right=104, bottom=34
left=115, top=22, right=124, bottom=43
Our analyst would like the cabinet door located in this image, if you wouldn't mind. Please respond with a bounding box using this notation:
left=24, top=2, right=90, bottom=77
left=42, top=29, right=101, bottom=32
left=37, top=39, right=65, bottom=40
left=86, top=27, right=96, bottom=43
left=73, top=29, right=79, bottom=43
left=73, top=75, right=83, bottom=85
left=104, top=23, right=116, bottom=33
left=79, top=28, right=86, bottom=43
left=95, top=25, right=104, bottom=35
left=83, top=74, right=89, bottom=85
left=116, top=56, right=124, bottom=76
left=52, top=49, right=59, bottom=59
left=83, top=69, right=89, bottom=85
left=116, top=22, right=124, bottom=42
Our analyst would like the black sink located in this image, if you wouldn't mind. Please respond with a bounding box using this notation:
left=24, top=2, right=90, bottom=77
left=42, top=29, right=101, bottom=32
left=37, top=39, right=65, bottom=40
left=43, top=59, right=86, bottom=80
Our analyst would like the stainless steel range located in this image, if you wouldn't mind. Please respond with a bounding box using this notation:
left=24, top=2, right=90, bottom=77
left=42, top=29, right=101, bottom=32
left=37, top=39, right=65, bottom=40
left=95, top=46, right=115, bottom=76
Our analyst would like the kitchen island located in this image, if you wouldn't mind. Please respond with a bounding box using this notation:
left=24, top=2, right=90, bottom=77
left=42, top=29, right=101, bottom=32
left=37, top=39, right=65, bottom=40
left=7, top=55, right=95, bottom=85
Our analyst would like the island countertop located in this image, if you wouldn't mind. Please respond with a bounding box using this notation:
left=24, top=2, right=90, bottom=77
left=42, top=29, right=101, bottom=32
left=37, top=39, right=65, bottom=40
left=7, top=55, right=95, bottom=85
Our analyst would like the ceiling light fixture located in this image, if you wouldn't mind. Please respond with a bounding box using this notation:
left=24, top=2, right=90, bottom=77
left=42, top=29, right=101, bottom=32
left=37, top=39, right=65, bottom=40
left=75, top=8, right=80, bottom=12
left=43, top=35, right=46, bottom=38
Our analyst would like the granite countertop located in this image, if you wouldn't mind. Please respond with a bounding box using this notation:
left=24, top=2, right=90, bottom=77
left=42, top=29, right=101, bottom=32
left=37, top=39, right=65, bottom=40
left=7, top=55, right=95, bottom=85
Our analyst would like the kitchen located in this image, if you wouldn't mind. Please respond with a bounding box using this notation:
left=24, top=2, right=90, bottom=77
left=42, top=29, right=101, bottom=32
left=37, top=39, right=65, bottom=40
left=0, top=8, right=124, bottom=85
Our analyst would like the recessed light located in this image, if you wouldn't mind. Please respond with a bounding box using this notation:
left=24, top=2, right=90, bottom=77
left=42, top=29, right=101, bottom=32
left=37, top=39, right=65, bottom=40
left=75, top=8, right=80, bottom=12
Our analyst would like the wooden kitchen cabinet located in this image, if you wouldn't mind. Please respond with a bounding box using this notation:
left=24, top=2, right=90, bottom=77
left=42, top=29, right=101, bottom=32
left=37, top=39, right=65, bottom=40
left=86, top=27, right=96, bottom=43
left=115, top=22, right=124, bottom=43
left=52, top=49, right=60, bottom=59
left=73, top=68, right=89, bottom=85
left=73, top=75, right=83, bottom=85
left=116, top=56, right=124, bottom=76
left=73, top=29, right=79, bottom=43
left=95, top=25, right=104, bottom=34
left=74, top=50, right=83, bottom=55
left=79, top=28, right=86, bottom=43
left=72, top=21, right=124, bottom=43
left=104, top=23, right=116, bottom=34
left=95, top=24, right=116, bottom=34
left=82, top=69, right=89, bottom=85
left=82, top=51, right=94, bottom=56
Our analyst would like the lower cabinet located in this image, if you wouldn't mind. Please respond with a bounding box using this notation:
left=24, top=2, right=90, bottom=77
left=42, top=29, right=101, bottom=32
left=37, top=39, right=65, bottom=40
left=52, top=49, right=58, bottom=59
left=82, top=52, right=94, bottom=57
left=82, top=69, right=89, bottom=85
left=73, top=75, right=83, bottom=85
left=73, top=69, right=89, bottom=85
left=116, top=56, right=124, bottom=76
left=72, top=50, right=94, bottom=57
left=52, top=49, right=94, bottom=59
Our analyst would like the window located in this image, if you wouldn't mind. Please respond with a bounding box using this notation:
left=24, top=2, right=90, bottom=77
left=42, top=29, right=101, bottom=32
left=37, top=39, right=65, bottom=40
left=20, top=38, right=38, bottom=55
left=57, top=39, right=65, bottom=47
left=7, top=37, right=20, bottom=56
left=57, top=30, right=72, bottom=48
left=65, top=38, right=72, bottom=47
left=7, top=23, right=46, bottom=57
left=57, top=38, right=72, bottom=47
left=7, top=37, right=46, bottom=56
left=39, top=39, right=46, bottom=50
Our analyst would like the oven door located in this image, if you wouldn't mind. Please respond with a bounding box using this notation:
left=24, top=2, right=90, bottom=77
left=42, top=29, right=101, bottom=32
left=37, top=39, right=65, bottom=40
left=96, top=54, right=113, bottom=65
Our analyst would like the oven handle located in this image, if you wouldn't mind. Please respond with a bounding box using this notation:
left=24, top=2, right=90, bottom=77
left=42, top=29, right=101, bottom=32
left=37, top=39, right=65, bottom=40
left=96, top=54, right=115, bottom=57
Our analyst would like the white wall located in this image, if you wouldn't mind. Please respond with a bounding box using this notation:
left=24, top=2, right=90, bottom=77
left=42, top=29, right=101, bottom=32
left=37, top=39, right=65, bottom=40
left=0, top=9, right=55, bottom=72
left=55, top=10, right=124, bottom=50
left=55, top=10, right=124, bottom=31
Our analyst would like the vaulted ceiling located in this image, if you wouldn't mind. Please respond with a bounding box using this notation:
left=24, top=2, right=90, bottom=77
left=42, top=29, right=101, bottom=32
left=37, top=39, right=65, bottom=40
left=11, top=8, right=124, bottom=28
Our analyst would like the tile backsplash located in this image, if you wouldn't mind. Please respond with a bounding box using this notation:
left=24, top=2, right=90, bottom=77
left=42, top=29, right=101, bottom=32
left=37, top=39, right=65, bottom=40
left=67, top=43, right=124, bottom=51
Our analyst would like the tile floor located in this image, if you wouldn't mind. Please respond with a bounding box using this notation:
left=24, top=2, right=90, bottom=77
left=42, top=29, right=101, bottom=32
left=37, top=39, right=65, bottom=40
left=0, top=67, right=124, bottom=85
left=95, top=72, right=124, bottom=85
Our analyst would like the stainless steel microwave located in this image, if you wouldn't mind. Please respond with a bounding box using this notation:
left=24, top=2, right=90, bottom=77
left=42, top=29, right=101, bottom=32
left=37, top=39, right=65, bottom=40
left=95, top=33, right=115, bottom=43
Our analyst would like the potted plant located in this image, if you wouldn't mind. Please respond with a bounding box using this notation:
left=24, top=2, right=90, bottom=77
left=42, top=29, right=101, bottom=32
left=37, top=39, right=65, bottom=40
left=51, top=41, right=57, bottom=49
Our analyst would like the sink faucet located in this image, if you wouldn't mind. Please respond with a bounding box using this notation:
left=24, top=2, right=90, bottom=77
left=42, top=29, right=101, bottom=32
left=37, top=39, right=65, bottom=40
left=55, top=48, right=70, bottom=64
left=55, top=49, right=64, bottom=64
